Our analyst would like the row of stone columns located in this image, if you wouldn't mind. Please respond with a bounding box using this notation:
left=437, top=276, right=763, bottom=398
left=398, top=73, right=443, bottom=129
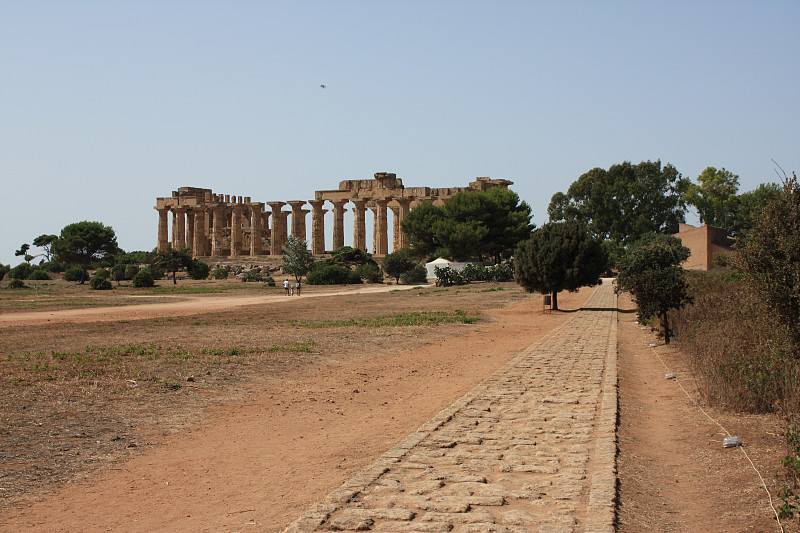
left=157, top=197, right=415, bottom=258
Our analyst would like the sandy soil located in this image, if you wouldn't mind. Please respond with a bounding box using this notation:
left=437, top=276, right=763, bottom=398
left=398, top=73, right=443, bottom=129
left=0, top=283, right=792, bottom=532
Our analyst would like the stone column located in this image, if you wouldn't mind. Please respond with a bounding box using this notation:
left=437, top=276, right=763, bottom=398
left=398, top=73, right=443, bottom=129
left=186, top=211, right=196, bottom=256
left=268, top=202, right=287, bottom=255
left=352, top=199, right=367, bottom=251
left=332, top=200, right=347, bottom=250
left=287, top=201, right=308, bottom=240
left=250, top=203, right=263, bottom=256
left=174, top=207, right=186, bottom=249
left=193, top=207, right=207, bottom=256
left=230, top=206, right=242, bottom=257
left=371, top=199, right=389, bottom=255
left=309, top=200, right=327, bottom=255
left=394, top=197, right=413, bottom=251
left=156, top=207, right=169, bottom=252
left=211, top=206, right=225, bottom=256
left=262, top=211, right=272, bottom=241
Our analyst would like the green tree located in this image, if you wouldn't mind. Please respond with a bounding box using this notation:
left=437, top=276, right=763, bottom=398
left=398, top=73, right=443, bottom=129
left=616, top=234, right=693, bottom=344
left=730, top=182, right=781, bottom=238
left=382, top=248, right=416, bottom=284
left=282, top=235, right=315, bottom=282
left=32, top=234, right=58, bottom=262
left=14, top=243, right=32, bottom=264
left=548, top=160, right=689, bottom=244
left=734, top=172, right=800, bottom=348
left=400, top=202, right=447, bottom=259
left=52, top=221, right=120, bottom=282
left=154, top=247, right=193, bottom=284
left=402, top=188, right=533, bottom=261
left=514, top=221, right=607, bottom=310
left=684, top=166, right=740, bottom=232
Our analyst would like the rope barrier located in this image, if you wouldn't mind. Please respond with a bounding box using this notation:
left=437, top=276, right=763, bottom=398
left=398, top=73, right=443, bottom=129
left=645, top=338, right=785, bottom=533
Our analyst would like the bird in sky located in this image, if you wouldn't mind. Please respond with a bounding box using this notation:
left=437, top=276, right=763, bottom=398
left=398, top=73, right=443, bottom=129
left=320, top=84, right=326, bottom=89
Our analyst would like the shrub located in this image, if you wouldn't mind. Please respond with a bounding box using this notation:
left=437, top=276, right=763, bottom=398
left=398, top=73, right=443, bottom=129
left=28, top=269, right=50, bottom=281
left=132, top=269, right=155, bottom=288
left=43, top=261, right=65, bottom=273
left=356, top=263, right=383, bottom=283
left=89, top=276, right=113, bottom=290
left=434, top=265, right=467, bottom=287
left=124, top=264, right=140, bottom=280
left=263, top=275, right=276, bottom=287
left=461, top=263, right=488, bottom=282
left=187, top=259, right=210, bottom=280
left=63, top=266, right=87, bottom=282
left=488, top=263, right=515, bottom=282
left=241, top=272, right=263, bottom=282
left=94, top=267, right=110, bottom=280
left=111, top=264, right=126, bottom=282
left=0, top=264, right=10, bottom=281
left=212, top=267, right=229, bottom=280
left=143, top=264, right=165, bottom=280
left=9, top=263, right=33, bottom=280
left=8, top=279, right=26, bottom=289
left=306, top=264, right=363, bottom=285
left=400, top=263, right=427, bottom=284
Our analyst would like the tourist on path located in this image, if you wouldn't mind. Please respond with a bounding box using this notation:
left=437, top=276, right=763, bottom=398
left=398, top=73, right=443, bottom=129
left=284, top=279, right=290, bottom=296
left=296, top=281, right=301, bottom=296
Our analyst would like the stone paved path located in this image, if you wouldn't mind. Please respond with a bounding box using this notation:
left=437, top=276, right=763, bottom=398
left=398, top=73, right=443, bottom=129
left=284, top=280, right=618, bottom=533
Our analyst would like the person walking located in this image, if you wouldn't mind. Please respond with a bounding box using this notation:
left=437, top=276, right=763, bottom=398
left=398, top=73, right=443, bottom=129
left=284, top=279, right=290, bottom=296
left=295, top=280, right=301, bottom=296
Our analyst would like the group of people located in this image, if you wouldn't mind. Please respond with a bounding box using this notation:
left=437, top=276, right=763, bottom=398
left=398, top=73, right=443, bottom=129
left=283, top=279, right=301, bottom=296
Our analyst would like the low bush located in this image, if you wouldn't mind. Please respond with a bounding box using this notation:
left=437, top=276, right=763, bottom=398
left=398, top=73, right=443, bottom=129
left=212, top=267, right=229, bottom=280
left=124, top=264, right=140, bottom=280
left=132, top=269, right=155, bottom=288
left=42, top=261, right=64, bottom=273
left=434, top=266, right=467, bottom=287
left=263, top=275, right=276, bottom=287
left=187, top=260, right=210, bottom=280
left=111, top=264, right=127, bottom=282
left=400, top=263, right=427, bottom=284
left=7, top=279, right=26, bottom=289
left=0, top=264, right=10, bottom=281
left=306, top=264, right=362, bottom=285
left=356, top=263, right=383, bottom=283
left=63, top=266, right=87, bottom=283
left=28, top=269, right=50, bottom=281
left=241, top=272, right=264, bottom=282
left=89, top=276, right=113, bottom=290
left=9, top=263, right=33, bottom=280
left=95, top=267, right=110, bottom=280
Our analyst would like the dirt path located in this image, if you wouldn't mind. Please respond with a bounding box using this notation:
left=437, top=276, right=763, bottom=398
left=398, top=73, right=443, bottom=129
left=0, top=284, right=417, bottom=327
left=616, top=294, right=788, bottom=533
left=1, top=286, right=790, bottom=532
left=0, top=287, right=595, bottom=532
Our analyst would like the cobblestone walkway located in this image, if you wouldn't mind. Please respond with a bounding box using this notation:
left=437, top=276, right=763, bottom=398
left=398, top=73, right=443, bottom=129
left=284, top=280, right=618, bottom=533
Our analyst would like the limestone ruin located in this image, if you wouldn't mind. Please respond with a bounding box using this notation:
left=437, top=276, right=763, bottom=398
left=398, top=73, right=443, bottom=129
left=155, top=173, right=513, bottom=258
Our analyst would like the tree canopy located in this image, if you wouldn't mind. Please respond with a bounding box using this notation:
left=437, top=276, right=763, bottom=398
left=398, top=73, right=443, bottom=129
left=684, top=166, right=740, bottom=232
left=548, top=160, right=689, bottom=245
left=615, top=234, right=693, bottom=344
left=381, top=247, right=416, bottom=284
left=402, top=188, right=533, bottom=262
left=514, top=221, right=607, bottom=310
left=734, top=172, right=800, bottom=348
left=154, top=247, right=193, bottom=284
left=52, top=221, right=120, bottom=269
left=281, top=235, right=315, bottom=282
left=730, top=182, right=781, bottom=238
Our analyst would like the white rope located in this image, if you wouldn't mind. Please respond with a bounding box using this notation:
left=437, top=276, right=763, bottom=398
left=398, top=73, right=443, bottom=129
left=646, top=341, right=785, bottom=533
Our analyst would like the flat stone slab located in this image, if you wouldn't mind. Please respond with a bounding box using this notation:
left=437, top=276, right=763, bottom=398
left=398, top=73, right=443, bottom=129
left=284, top=280, right=618, bottom=533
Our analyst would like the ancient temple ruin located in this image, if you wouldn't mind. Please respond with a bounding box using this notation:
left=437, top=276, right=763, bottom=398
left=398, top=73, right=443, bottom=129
left=154, top=173, right=513, bottom=258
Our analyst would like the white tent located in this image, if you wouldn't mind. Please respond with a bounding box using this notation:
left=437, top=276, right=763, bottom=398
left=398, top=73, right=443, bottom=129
left=425, top=257, right=474, bottom=279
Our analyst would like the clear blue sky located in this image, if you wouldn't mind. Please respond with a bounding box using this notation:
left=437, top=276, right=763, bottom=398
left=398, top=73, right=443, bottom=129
left=2, top=1, right=798, bottom=266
